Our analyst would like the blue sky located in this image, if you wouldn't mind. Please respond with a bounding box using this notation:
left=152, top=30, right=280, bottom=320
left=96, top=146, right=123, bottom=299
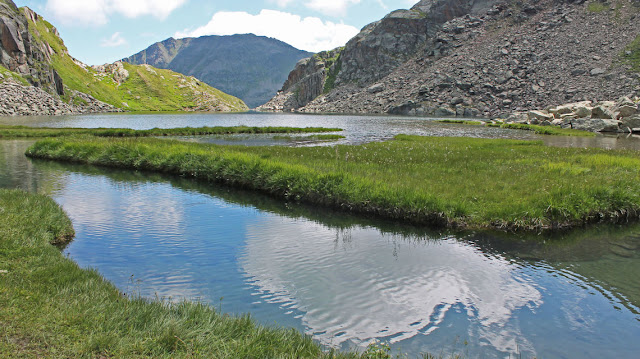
left=14, top=0, right=417, bottom=65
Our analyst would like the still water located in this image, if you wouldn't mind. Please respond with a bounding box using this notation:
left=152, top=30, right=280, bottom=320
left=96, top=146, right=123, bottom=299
left=2, top=113, right=640, bottom=358
left=3, top=111, right=640, bottom=150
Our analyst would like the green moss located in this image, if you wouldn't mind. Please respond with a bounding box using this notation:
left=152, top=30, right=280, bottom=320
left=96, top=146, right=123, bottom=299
left=319, top=48, right=344, bottom=94
left=0, top=64, right=30, bottom=86
left=587, top=1, right=608, bottom=13
left=26, top=135, right=640, bottom=232
left=622, top=34, right=640, bottom=72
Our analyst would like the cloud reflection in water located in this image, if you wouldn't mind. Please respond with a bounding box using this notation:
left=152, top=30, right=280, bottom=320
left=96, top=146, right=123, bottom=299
left=240, top=218, right=542, bottom=353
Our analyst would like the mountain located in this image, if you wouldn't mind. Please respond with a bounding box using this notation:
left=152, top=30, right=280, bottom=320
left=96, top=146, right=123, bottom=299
left=0, top=0, right=247, bottom=116
left=123, top=34, right=313, bottom=108
left=259, top=0, right=640, bottom=118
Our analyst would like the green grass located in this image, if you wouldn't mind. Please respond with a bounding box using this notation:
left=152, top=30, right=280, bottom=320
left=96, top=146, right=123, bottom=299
left=436, top=120, right=484, bottom=125
left=0, top=125, right=342, bottom=138
left=0, top=189, right=326, bottom=358
left=587, top=1, right=608, bottom=13
left=622, top=34, right=640, bottom=72
left=0, top=188, right=466, bottom=358
left=488, top=123, right=596, bottom=137
left=272, top=134, right=346, bottom=141
left=25, top=135, right=640, bottom=231
left=0, top=64, right=30, bottom=86
left=24, top=10, right=247, bottom=112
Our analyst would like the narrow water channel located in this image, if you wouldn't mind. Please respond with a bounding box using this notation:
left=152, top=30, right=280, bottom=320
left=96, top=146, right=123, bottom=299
left=2, top=137, right=639, bottom=359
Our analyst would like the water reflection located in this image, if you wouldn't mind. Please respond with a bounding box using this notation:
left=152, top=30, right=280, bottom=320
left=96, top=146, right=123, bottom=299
left=241, top=220, right=542, bottom=353
left=1, top=139, right=640, bottom=358
left=3, top=112, right=640, bottom=150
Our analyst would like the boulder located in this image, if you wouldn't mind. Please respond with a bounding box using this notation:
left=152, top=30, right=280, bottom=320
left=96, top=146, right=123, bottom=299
left=569, top=118, right=621, bottom=132
left=435, top=106, right=456, bottom=117
left=507, top=112, right=528, bottom=123
left=367, top=83, right=385, bottom=93
left=527, top=110, right=554, bottom=123
left=592, top=105, right=614, bottom=119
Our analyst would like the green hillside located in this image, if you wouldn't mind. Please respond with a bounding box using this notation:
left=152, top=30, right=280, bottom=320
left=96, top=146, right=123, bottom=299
left=23, top=8, right=248, bottom=112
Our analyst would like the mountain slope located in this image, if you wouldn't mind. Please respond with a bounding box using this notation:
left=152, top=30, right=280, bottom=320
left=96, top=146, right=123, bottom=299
left=123, top=34, right=313, bottom=108
left=260, top=0, right=640, bottom=117
left=0, top=0, right=248, bottom=114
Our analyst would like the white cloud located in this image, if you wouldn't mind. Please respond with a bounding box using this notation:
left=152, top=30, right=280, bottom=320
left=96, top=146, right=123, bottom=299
left=101, top=32, right=127, bottom=47
left=305, top=0, right=361, bottom=17
left=44, top=0, right=187, bottom=26
left=175, top=9, right=360, bottom=53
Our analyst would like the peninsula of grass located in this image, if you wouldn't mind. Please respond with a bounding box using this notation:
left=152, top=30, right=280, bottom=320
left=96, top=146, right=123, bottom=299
left=0, top=125, right=342, bottom=139
left=0, top=189, right=354, bottom=358
left=489, top=123, right=596, bottom=137
left=436, top=119, right=484, bottom=125
left=273, top=134, right=346, bottom=141
left=26, top=135, right=640, bottom=231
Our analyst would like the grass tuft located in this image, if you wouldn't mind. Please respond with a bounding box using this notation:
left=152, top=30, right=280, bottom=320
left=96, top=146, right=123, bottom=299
left=0, top=125, right=343, bottom=138
left=25, top=135, right=640, bottom=231
left=488, top=123, right=596, bottom=137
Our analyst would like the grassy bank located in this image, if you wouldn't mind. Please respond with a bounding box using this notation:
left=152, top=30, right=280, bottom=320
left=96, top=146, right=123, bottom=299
left=25, top=135, right=640, bottom=231
left=488, top=123, right=596, bottom=137
left=0, top=125, right=342, bottom=138
left=0, top=189, right=339, bottom=358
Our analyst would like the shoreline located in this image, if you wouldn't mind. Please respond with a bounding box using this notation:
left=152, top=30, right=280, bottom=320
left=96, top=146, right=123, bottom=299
left=24, top=135, right=640, bottom=233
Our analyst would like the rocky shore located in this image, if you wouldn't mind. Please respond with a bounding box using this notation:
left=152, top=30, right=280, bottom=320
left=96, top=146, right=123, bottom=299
left=259, top=0, right=640, bottom=118
left=0, top=79, right=119, bottom=116
left=504, top=96, right=640, bottom=133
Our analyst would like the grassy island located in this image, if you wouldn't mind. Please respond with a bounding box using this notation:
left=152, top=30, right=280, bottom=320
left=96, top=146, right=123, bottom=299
left=0, top=125, right=343, bottom=138
left=0, top=189, right=342, bottom=358
left=25, top=135, right=640, bottom=231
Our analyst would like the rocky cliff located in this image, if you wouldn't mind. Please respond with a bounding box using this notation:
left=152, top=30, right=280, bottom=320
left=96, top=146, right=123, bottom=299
left=123, top=34, right=313, bottom=108
left=0, top=2, right=63, bottom=95
left=0, top=0, right=248, bottom=116
left=259, top=0, right=640, bottom=118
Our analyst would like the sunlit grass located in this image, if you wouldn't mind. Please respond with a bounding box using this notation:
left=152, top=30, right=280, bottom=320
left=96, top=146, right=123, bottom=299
left=26, top=135, right=640, bottom=231
left=488, top=123, right=596, bottom=137
left=0, top=189, right=465, bottom=358
left=0, top=125, right=342, bottom=138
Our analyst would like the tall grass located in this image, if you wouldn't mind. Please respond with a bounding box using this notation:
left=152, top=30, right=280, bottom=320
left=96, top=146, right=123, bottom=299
left=0, top=125, right=342, bottom=138
left=0, top=189, right=330, bottom=358
left=488, top=123, right=596, bottom=137
left=25, top=135, right=640, bottom=231
left=0, top=189, right=471, bottom=357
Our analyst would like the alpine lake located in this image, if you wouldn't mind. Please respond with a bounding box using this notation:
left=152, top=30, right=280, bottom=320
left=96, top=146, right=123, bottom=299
left=1, top=112, right=639, bottom=358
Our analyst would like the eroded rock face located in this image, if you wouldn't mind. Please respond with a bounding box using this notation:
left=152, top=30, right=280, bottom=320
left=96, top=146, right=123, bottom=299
left=261, top=0, right=640, bottom=117
left=0, top=2, right=63, bottom=95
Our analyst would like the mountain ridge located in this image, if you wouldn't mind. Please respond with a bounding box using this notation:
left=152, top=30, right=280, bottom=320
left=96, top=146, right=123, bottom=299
left=0, top=0, right=248, bottom=115
left=123, top=34, right=313, bottom=108
left=259, top=0, right=640, bottom=118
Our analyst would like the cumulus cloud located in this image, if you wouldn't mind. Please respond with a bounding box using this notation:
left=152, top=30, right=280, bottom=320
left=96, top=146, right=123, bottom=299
left=101, top=32, right=127, bottom=47
left=44, top=0, right=187, bottom=26
left=305, top=0, right=361, bottom=17
left=175, top=9, right=360, bottom=53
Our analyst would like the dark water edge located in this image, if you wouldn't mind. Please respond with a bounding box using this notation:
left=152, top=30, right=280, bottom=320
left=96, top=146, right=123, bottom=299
left=2, top=136, right=640, bottom=358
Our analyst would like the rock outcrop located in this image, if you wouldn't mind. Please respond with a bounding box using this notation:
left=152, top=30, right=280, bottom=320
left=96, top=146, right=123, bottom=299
left=505, top=96, right=640, bottom=133
left=261, top=0, right=640, bottom=118
left=0, top=3, right=66, bottom=96
left=256, top=48, right=341, bottom=111
left=0, top=79, right=117, bottom=116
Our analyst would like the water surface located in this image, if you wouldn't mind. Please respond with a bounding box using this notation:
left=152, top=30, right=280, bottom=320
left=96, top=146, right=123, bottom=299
left=2, top=112, right=640, bottom=150
left=1, top=138, right=639, bottom=358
